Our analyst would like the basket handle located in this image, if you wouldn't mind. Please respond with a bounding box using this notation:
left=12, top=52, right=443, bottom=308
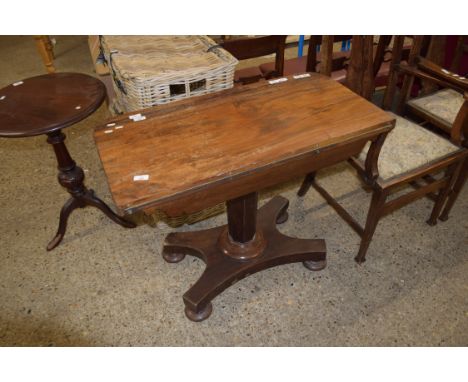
left=108, top=50, right=127, bottom=95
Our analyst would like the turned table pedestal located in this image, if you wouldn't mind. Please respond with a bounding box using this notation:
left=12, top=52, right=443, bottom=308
left=94, top=73, right=394, bottom=321
left=0, top=73, right=135, bottom=250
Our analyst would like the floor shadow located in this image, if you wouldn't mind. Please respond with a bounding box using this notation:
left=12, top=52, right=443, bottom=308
left=0, top=317, right=96, bottom=346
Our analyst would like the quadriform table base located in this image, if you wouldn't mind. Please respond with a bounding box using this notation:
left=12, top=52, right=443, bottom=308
left=162, top=193, right=326, bottom=322
left=46, top=130, right=135, bottom=250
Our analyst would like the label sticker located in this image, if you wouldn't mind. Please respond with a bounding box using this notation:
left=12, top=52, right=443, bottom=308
left=129, top=113, right=146, bottom=122
left=104, top=129, right=113, bottom=134
left=293, top=73, right=311, bottom=79
left=269, top=78, right=288, bottom=85
left=133, top=174, right=149, bottom=181
left=0, top=95, right=5, bottom=100
left=75, top=105, right=81, bottom=110
left=441, top=69, right=450, bottom=74
left=13, top=81, right=24, bottom=86
left=106, top=123, right=116, bottom=127
left=115, top=125, right=124, bottom=129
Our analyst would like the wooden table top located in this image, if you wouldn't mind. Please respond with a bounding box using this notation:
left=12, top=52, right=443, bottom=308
left=0, top=73, right=106, bottom=138
left=94, top=74, right=394, bottom=215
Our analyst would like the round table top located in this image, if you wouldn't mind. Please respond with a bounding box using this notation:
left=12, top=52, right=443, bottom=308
left=0, top=73, right=106, bottom=138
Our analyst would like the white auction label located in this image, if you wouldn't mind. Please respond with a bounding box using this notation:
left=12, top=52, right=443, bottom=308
left=133, top=174, right=149, bottom=181
left=293, top=73, right=311, bottom=79
left=269, top=78, right=288, bottom=84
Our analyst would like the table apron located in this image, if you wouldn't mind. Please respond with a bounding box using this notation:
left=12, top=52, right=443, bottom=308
left=140, top=136, right=373, bottom=217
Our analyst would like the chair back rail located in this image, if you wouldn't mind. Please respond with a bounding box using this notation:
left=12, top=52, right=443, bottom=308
left=384, top=35, right=468, bottom=146
left=221, top=35, right=286, bottom=79
left=345, top=36, right=375, bottom=100
left=382, top=35, right=405, bottom=111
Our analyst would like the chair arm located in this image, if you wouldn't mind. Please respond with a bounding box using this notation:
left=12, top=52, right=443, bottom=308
left=396, top=63, right=467, bottom=94
left=451, top=93, right=468, bottom=146
left=416, top=56, right=468, bottom=92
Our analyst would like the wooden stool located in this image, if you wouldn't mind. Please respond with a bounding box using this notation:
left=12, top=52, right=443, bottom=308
left=0, top=73, right=135, bottom=250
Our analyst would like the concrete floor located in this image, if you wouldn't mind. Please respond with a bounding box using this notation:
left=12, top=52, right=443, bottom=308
left=0, top=36, right=467, bottom=346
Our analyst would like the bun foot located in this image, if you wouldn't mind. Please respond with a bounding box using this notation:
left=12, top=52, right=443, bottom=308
left=162, top=251, right=186, bottom=263
left=303, top=259, right=327, bottom=271
left=276, top=211, right=289, bottom=225
left=185, top=302, right=213, bottom=322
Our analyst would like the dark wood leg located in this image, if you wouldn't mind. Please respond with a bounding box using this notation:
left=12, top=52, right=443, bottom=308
left=46, top=197, right=82, bottom=251
left=427, top=163, right=461, bottom=226
left=297, top=172, right=316, bottom=197
left=439, top=159, right=468, bottom=222
left=355, top=188, right=387, bottom=264
left=46, top=131, right=135, bottom=251
left=162, top=194, right=326, bottom=322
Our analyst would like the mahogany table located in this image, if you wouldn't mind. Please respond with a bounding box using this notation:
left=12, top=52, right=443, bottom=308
left=0, top=73, right=135, bottom=251
left=94, top=73, right=394, bottom=321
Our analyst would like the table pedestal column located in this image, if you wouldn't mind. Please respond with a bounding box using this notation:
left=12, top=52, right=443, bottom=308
left=162, top=193, right=326, bottom=322
left=46, top=130, right=136, bottom=250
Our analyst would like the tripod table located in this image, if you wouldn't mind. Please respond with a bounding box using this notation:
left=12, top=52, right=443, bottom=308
left=0, top=73, right=135, bottom=250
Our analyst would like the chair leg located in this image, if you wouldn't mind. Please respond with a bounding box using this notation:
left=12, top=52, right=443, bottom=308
left=34, top=35, right=55, bottom=73
left=297, top=172, right=316, bottom=197
left=355, top=188, right=388, bottom=264
left=427, top=163, right=462, bottom=226
left=439, top=160, right=468, bottom=222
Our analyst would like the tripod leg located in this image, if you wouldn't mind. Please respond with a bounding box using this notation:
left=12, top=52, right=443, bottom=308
left=82, top=189, right=136, bottom=228
left=47, top=197, right=81, bottom=251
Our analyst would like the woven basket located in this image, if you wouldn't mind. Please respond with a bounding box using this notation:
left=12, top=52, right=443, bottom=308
left=142, top=203, right=226, bottom=228
left=100, top=36, right=238, bottom=113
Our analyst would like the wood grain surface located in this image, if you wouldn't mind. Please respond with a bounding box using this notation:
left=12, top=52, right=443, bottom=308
left=0, top=73, right=106, bottom=137
left=94, top=73, right=394, bottom=215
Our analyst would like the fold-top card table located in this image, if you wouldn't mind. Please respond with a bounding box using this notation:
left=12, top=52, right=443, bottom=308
left=94, top=73, right=394, bottom=321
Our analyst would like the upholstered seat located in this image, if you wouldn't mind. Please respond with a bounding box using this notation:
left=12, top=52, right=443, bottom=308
left=358, top=113, right=460, bottom=180
left=407, top=89, right=464, bottom=128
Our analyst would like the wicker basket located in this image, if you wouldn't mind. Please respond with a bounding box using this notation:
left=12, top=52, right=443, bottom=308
left=100, top=36, right=238, bottom=113
left=142, top=203, right=226, bottom=228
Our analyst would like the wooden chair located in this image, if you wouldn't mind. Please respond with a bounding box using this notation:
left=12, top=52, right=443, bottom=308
left=297, top=35, right=468, bottom=263
left=258, top=35, right=352, bottom=80
left=220, top=36, right=286, bottom=85
left=389, top=35, right=468, bottom=223
left=395, top=36, right=467, bottom=135
left=259, top=35, right=404, bottom=88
